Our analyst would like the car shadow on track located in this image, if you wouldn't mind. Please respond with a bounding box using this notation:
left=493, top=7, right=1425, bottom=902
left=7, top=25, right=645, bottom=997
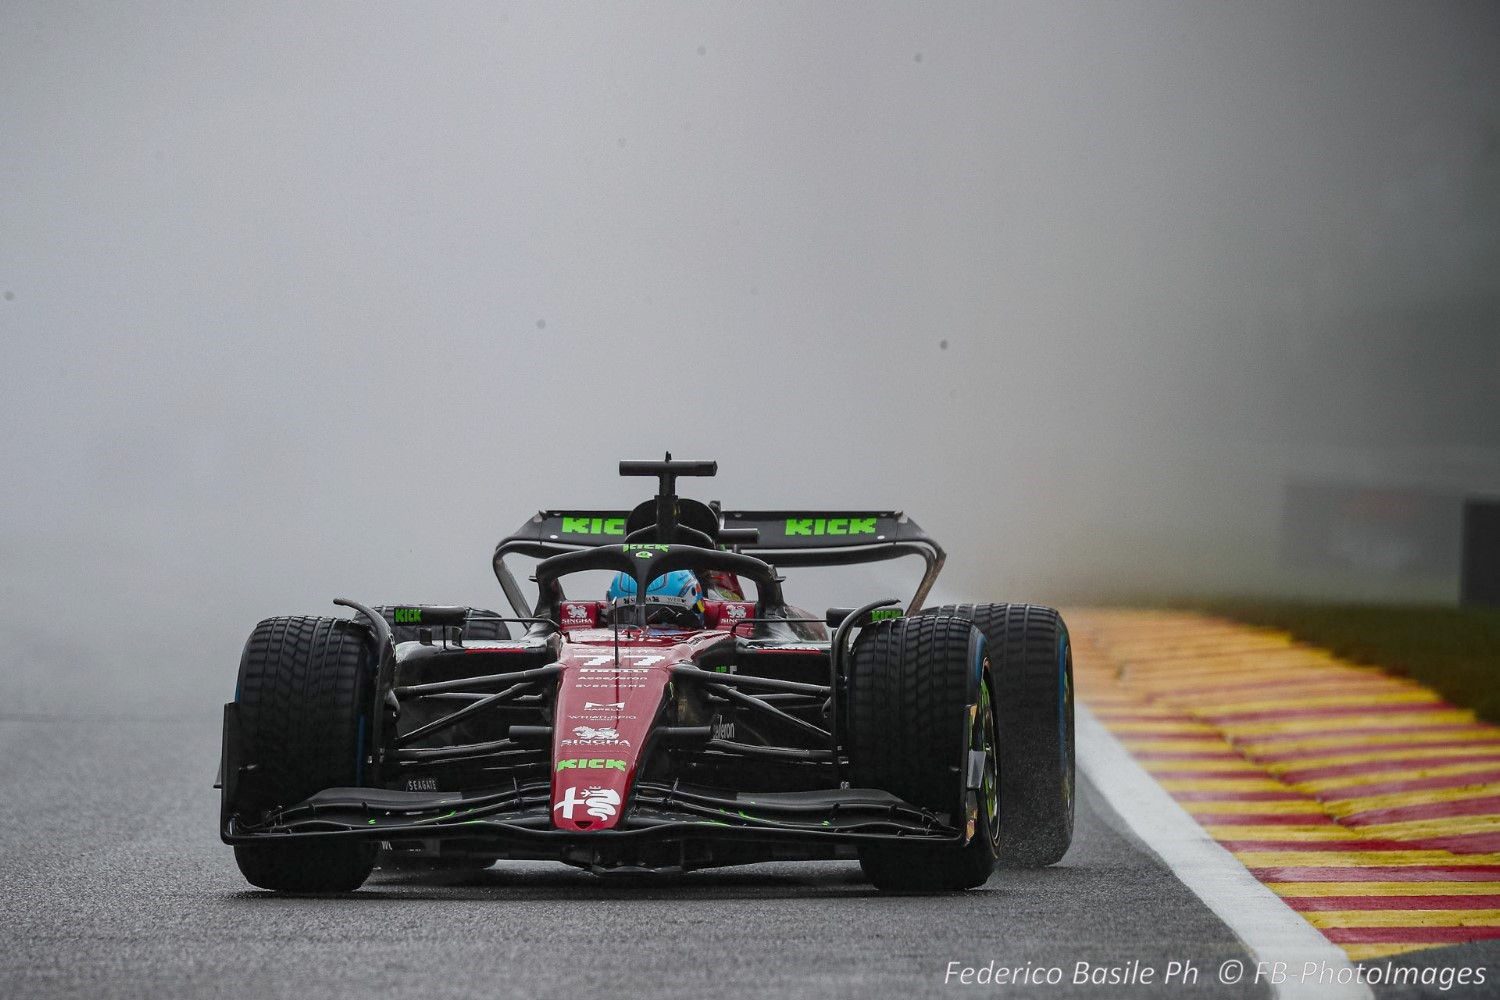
left=227, top=860, right=1051, bottom=903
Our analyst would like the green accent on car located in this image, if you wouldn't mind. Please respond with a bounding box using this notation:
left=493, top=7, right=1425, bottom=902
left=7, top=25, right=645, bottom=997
left=867, top=608, right=902, bottom=622
left=556, top=758, right=627, bottom=771
left=393, top=608, right=422, bottom=624
left=976, top=676, right=999, bottom=840
left=784, top=517, right=878, bottom=537
left=414, top=809, right=461, bottom=825
left=562, top=516, right=625, bottom=535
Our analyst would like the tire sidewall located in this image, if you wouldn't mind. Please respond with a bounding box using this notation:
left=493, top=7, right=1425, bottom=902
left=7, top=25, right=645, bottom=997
left=1056, top=621, right=1075, bottom=846
left=970, top=634, right=1002, bottom=858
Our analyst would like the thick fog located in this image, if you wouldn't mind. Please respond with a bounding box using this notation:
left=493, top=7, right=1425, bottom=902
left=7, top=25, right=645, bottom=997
left=3, top=3, right=1497, bottom=714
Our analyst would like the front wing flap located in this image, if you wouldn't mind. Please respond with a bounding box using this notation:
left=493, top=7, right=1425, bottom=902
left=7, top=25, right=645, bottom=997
left=224, top=783, right=960, bottom=849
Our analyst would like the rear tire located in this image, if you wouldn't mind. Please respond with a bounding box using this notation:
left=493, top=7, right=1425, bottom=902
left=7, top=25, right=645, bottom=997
left=918, top=604, right=1074, bottom=867
left=230, top=616, right=380, bottom=892
left=847, top=615, right=999, bottom=891
left=370, top=605, right=511, bottom=644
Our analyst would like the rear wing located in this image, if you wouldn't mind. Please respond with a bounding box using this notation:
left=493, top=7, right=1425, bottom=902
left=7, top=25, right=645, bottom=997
left=493, top=509, right=945, bottom=618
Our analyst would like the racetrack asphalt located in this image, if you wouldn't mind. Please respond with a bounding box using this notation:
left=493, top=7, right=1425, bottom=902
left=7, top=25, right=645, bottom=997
left=0, top=713, right=1275, bottom=1000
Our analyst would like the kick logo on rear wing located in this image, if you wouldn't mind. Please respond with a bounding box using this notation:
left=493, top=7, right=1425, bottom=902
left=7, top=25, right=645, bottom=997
left=513, top=510, right=921, bottom=549
left=497, top=505, right=946, bottom=617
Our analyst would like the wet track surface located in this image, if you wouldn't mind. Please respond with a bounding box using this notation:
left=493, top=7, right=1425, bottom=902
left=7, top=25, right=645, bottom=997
left=2, top=714, right=1274, bottom=999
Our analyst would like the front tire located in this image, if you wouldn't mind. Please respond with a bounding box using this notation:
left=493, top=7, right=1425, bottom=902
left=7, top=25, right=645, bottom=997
left=847, top=615, right=999, bottom=891
left=234, top=839, right=379, bottom=893
left=230, top=616, right=380, bottom=892
left=918, top=604, right=1074, bottom=867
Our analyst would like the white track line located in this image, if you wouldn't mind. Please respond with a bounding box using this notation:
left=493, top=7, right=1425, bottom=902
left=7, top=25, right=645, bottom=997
left=1076, top=702, right=1372, bottom=1000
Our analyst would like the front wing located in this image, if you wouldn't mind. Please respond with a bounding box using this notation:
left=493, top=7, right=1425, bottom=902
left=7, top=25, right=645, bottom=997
left=223, top=783, right=962, bottom=872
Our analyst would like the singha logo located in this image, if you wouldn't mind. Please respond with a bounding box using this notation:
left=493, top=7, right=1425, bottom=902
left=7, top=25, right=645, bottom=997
left=725, top=604, right=748, bottom=620
left=572, top=726, right=619, bottom=741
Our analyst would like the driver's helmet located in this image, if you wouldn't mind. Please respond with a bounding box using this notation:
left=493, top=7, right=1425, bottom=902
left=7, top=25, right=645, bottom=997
left=605, top=570, right=705, bottom=628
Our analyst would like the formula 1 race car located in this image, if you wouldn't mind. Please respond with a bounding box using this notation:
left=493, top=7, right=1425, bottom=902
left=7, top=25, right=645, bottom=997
left=218, top=457, right=1074, bottom=892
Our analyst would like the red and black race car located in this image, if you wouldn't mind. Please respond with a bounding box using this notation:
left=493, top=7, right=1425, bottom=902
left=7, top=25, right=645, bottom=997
left=218, top=457, right=1074, bottom=892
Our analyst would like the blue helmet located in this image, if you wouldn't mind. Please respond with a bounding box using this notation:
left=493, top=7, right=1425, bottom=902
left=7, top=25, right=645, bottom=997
left=606, top=570, right=704, bottom=627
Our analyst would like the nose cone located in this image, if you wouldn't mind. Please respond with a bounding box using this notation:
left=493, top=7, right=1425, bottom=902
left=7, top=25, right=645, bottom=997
left=550, top=637, right=675, bottom=832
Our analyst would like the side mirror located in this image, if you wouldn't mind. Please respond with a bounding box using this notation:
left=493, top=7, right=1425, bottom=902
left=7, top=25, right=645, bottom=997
left=825, top=607, right=904, bottom=628
left=718, top=527, right=760, bottom=545
left=390, top=605, right=469, bottom=627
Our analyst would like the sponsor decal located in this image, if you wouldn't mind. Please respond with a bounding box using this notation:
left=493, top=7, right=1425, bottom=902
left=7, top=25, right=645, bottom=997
left=711, top=719, right=735, bottom=740
left=576, top=683, right=648, bottom=690
left=561, top=516, right=626, bottom=536
left=556, top=758, right=627, bottom=771
left=554, top=785, right=621, bottom=822
left=580, top=665, right=652, bottom=673
left=725, top=604, right=748, bottom=620
left=393, top=607, right=422, bottom=623
left=405, top=776, right=438, bottom=791
left=562, top=723, right=632, bottom=746
left=580, top=654, right=665, bottom=667
left=784, top=517, right=877, bottom=537
left=623, top=543, right=668, bottom=553
left=868, top=608, right=902, bottom=622
left=585, top=701, right=625, bottom=710
left=562, top=602, right=595, bottom=623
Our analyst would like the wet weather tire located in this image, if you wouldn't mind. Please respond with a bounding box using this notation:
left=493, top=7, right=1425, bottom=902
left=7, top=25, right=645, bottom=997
left=234, top=838, right=380, bottom=893
left=230, top=616, right=380, bottom=892
left=917, top=604, right=1074, bottom=867
left=847, top=615, right=1000, bottom=891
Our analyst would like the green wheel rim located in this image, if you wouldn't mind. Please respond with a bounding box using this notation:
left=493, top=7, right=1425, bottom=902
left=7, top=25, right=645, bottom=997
left=973, top=674, right=999, bottom=844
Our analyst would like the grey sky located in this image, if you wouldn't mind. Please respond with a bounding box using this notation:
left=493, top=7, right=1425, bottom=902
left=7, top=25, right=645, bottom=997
left=2, top=2, right=1497, bottom=713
